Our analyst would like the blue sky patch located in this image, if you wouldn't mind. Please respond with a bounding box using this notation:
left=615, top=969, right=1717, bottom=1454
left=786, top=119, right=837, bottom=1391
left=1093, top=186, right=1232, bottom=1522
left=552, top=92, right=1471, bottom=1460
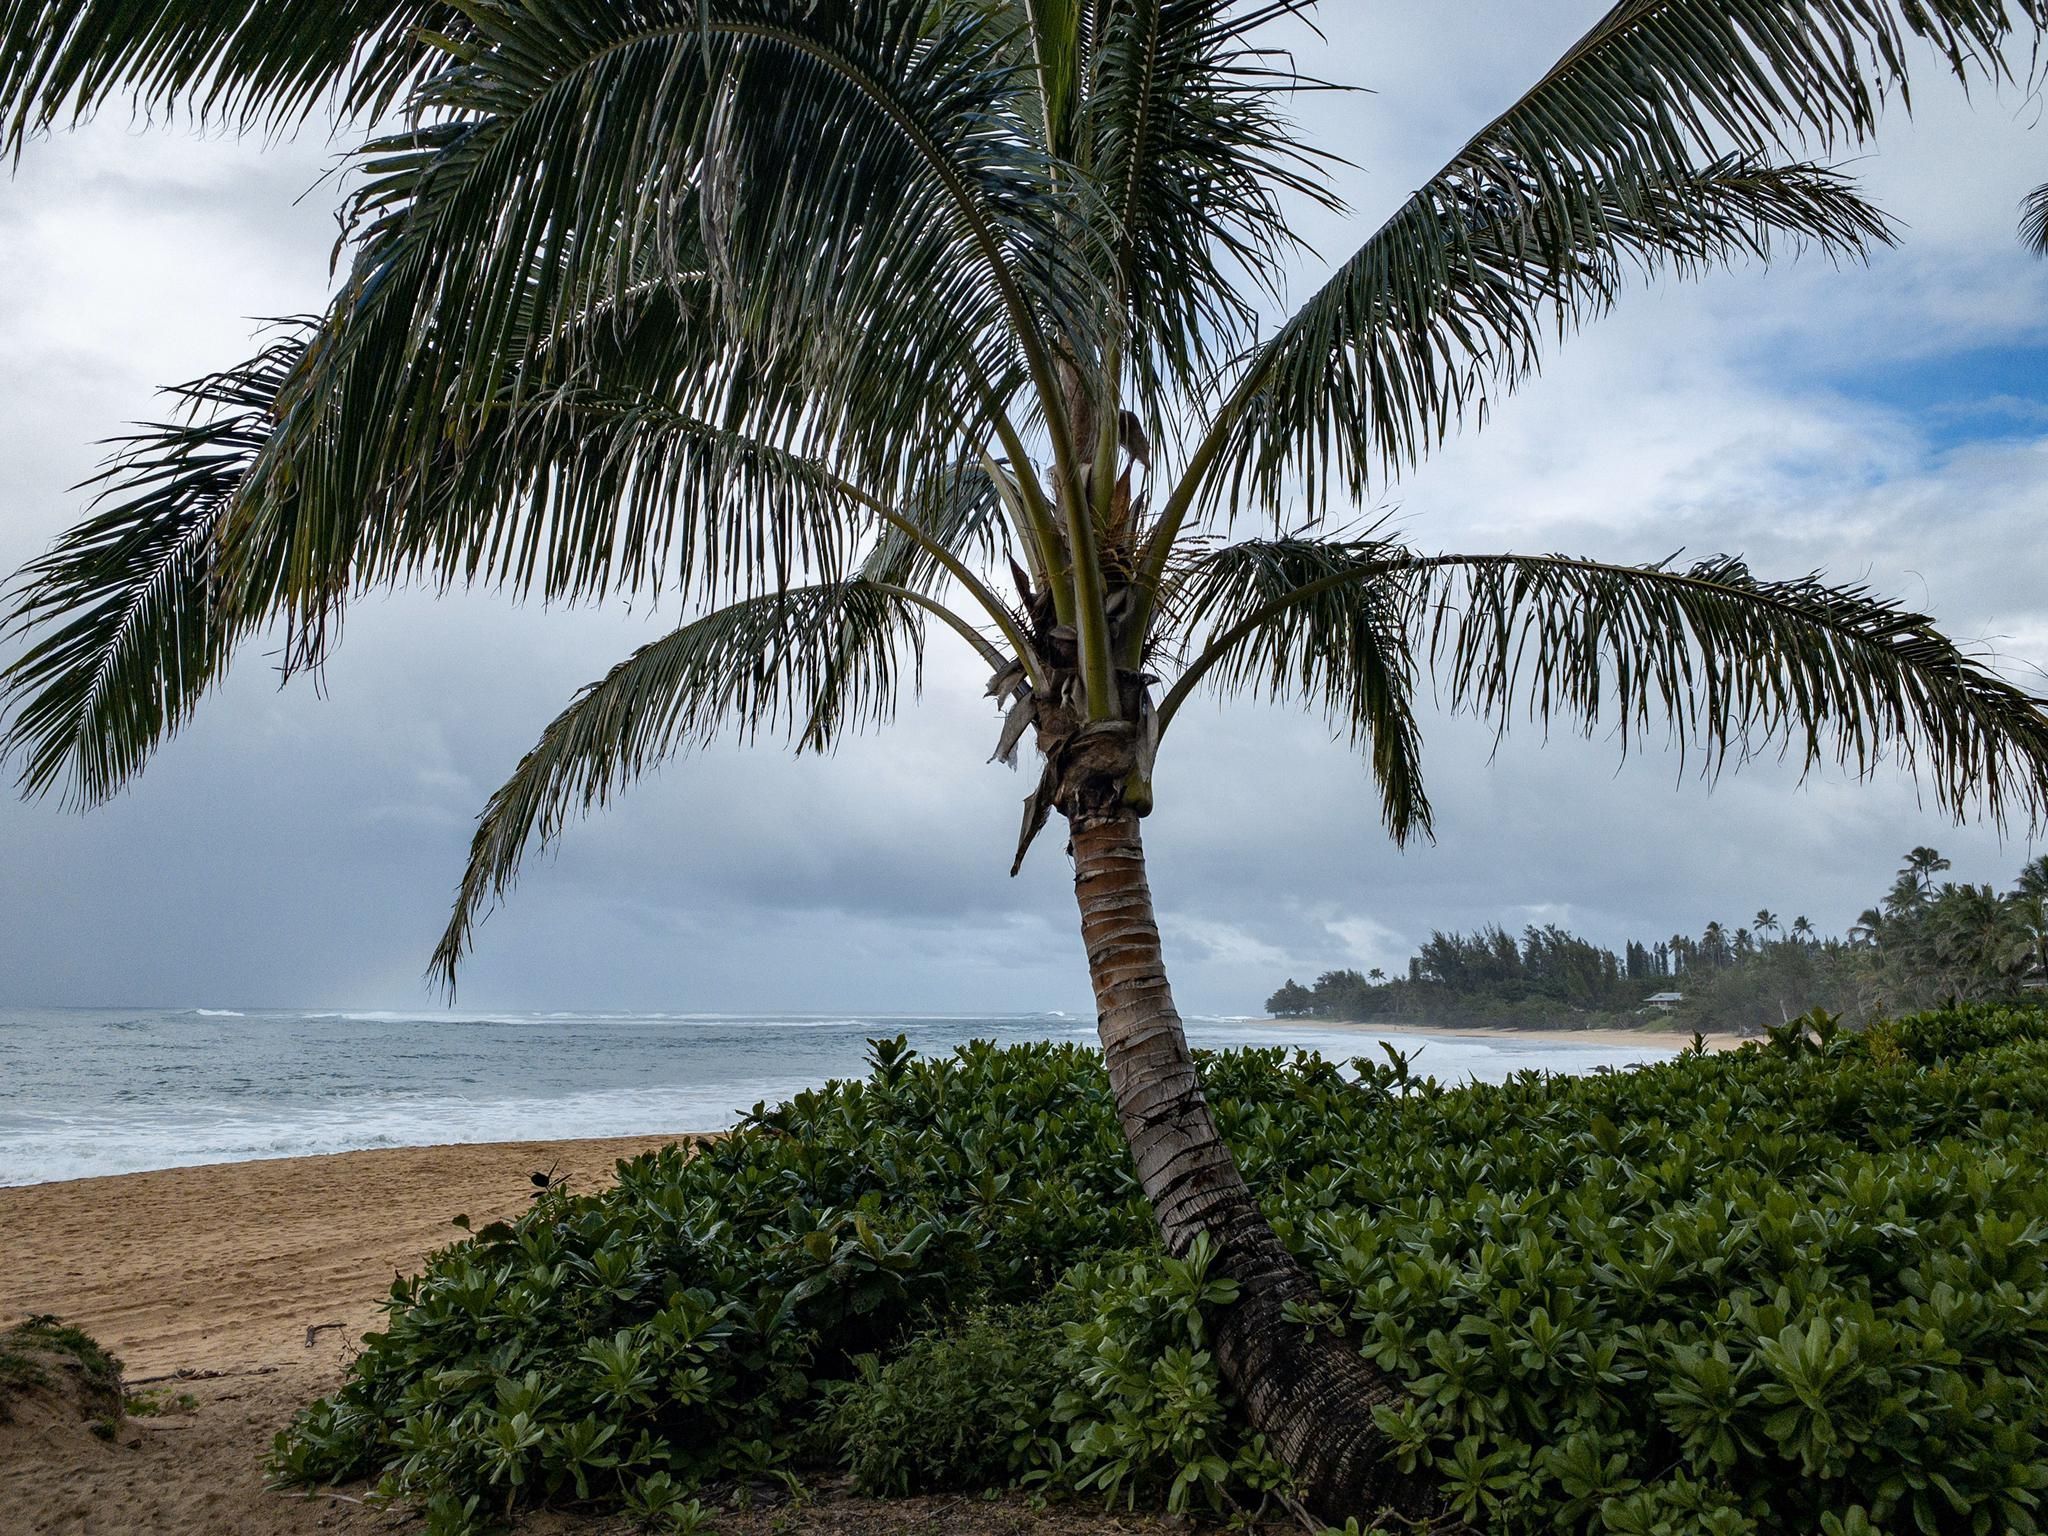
left=1828, top=344, right=2048, bottom=449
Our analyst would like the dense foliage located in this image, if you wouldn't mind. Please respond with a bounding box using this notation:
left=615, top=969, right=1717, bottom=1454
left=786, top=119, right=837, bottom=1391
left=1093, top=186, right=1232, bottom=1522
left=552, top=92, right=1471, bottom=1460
left=274, top=1007, right=2048, bottom=1534
left=1269, top=849, right=2048, bottom=1032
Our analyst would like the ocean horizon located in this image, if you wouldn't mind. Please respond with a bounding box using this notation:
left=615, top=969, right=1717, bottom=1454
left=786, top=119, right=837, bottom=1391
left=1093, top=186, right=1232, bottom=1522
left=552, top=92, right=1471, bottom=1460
left=0, top=1006, right=1684, bottom=1187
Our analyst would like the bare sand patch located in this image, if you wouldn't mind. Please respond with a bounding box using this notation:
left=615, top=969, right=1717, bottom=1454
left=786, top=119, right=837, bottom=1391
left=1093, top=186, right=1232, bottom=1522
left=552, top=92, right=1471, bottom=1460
left=1255, top=1017, right=1746, bottom=1053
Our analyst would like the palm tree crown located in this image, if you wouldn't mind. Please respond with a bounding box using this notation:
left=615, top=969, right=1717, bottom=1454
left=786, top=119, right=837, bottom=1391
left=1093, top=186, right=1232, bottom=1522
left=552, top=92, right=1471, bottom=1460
left=5, top=0, right=2048, bottom=1518
left=5, top=1, right=2048, bottom=894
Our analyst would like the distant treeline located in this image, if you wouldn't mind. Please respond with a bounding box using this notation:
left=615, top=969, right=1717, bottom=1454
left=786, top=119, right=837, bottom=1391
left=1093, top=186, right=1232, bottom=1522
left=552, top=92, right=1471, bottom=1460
left=1267, top=848, right=2048, bottom=1033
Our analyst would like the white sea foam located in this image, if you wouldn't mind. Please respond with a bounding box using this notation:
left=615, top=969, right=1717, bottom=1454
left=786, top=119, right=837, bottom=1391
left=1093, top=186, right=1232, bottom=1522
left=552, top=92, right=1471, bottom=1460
left=0, top=1083, right=787, bottom=1187
left=0, top=1008, right=1679, bottom=1188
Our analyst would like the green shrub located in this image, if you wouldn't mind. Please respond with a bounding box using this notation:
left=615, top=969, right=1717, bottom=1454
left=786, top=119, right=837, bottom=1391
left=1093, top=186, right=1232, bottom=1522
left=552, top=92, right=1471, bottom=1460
left=272, top=1005, right=2048, bottom=1534
left=832, top=1298, right=1069, bottom=1495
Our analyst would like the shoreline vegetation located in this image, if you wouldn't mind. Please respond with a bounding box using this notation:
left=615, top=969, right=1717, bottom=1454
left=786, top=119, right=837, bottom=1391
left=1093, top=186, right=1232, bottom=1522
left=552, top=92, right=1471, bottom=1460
left=1266, top=847, right=2048, bottom=1037
left=3, top=1006, right=2045, bottom=1535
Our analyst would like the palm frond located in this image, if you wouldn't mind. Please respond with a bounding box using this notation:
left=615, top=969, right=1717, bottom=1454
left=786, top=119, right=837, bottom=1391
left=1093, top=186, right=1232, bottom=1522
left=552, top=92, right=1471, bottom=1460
left=1158, top=537, right=1430, bottom=840
left=0, top=333, right=308, bottom=805
left=2024, top=181, right=2048, bottom=253
left=1155, top=540, right=2048, bottom=843
left=1081, top=0, right=1338, bottom=406
left=1022, top=0, right=1085, bottom=156
left=430, top=579, right=928, bottom=991
left=0, top=305, right=930, bottom=804
left=1160, top=542, right=2048, bottom=835
left=1421, top=555, right=2048, bottom=828
left=0, top=0, right=460, bottom=152
left=1206, top=157, right=1890, bottom=518
left=1188, top=0, right=2048, bottom=521
left=212, top=0, right=1100, bottom=636
left=860, top=464, right=1012, bottom=594
left=1418, top=554, right=2048, bottom=819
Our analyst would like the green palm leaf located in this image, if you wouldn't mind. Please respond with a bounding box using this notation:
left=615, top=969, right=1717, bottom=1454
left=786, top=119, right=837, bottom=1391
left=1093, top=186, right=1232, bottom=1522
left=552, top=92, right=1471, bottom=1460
left=1082, top=0, right=1338, bottom=406
left=2024, top=182, right=2048, bottom=253
left=200, top=0, right=1087, bottom=636
left=1185, top=0, right=2046, bottom=521
left=1421, top=554, right=2048, bottom=830
left=0, top=333, right=308, bottom=804
left=1158, top=537, right=1431, bottom=841
left=0, top=322, right=901, bottom=804
left=429, top=578, right=932, bottom=990
left=1162, top=543, right=2048, bottom=831
left=1202, top=158, right=1889, bottom=519
left=0, top=0, right=460, bottom=151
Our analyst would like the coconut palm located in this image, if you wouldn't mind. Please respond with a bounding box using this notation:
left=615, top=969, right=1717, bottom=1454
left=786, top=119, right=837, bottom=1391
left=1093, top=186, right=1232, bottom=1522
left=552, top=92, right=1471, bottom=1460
left=2010, top=890, right=2048, bottom=982
left=1755, top=908, right=1782, bottom=942
left=1923, top=882, right=2022, bottom=998
left=1904, top=845, right=1954, bottom=898
left=1792, top=915, right=1816, bottom=942
left=7, top=0, right=2048, bottom=1518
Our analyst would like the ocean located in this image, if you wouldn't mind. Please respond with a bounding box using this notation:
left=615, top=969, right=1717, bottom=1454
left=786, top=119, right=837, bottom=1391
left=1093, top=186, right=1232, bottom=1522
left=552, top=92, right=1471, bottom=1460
left=0, top=1008, right=1682, bottom=1187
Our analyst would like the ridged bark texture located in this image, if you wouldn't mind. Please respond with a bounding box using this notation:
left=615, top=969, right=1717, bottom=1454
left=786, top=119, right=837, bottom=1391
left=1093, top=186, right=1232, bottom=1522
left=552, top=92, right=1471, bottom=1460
left=1070, top=810, right=1439, bottom=1526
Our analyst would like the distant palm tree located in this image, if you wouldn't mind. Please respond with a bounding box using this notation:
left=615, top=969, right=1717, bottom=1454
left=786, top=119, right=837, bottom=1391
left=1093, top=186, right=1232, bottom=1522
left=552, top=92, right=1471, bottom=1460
left=2010, top=891, right=2048, bottom=983
left=2016, top=855, right=2048, bottom=904
left=1755, top=908, right=1782, bottom=942
left=1925, top=883, right=2021, bottom=999
left=6, top=1, right=2048, bottom=1518
left=1367, top=968, right=1387, bottom=984
left=1792, top=915, right=1816, bottom=942
left=1904, top=847, right=1953, bottom=899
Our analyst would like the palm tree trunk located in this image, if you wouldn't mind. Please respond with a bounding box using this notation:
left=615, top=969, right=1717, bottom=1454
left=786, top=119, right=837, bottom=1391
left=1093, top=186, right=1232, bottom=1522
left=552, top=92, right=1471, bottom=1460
left=1068, top=809, right=1436, bottom=1523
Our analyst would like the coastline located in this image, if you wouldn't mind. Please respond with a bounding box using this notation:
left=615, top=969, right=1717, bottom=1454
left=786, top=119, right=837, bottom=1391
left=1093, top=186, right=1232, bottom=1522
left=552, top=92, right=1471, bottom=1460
left=1254, top=1016, right=1743, bottom=1054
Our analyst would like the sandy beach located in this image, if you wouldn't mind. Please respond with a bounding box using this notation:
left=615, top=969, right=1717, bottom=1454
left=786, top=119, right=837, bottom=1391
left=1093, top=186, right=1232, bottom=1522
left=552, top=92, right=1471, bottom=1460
left=0, top=1137, right=681, bottom=1534
left=1255, top=1017, right=1744, bottom=1053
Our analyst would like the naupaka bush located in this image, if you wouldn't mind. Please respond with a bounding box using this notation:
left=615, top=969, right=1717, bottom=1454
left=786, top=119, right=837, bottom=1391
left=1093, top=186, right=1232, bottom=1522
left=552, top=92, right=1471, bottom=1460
left=274, top=1007, right=2048, bottom=1534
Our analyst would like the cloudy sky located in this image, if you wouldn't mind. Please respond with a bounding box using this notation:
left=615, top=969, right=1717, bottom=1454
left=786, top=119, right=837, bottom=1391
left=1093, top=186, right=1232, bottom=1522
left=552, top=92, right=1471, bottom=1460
left=1, top=4, right=2043, bottom=1016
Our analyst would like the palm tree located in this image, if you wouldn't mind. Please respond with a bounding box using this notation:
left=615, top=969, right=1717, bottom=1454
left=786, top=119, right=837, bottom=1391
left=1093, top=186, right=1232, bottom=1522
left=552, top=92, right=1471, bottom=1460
left=2016, top=855, right=2048, bottom=904
left=1904, top=846, right=1953, bottom=899
left=1792, top=915, right=1815, bottom=943
left=1923, top=882, right=2022, bottom=999
left=2010, top=890, right=2048, bottom=984
left=1367, top=968, right=1387, bottom=984
left=5, top=0, right=2048, bottom=1518
left=1755, top=909, right=1782, bottom=943
left=2025, top=184, right=2048, bottom=253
